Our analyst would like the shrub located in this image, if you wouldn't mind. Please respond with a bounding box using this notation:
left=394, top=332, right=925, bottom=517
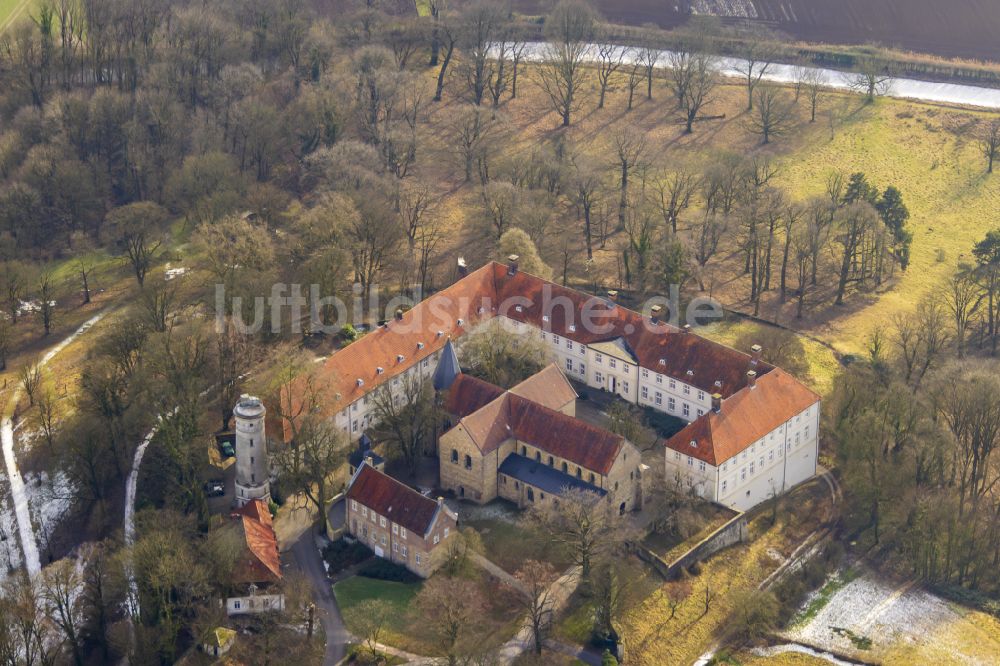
left=601, top=649, right=619, bottom=666
left=359, top=558, right=420, bottom=583
left=323, top=539, right=372, bottom=574
left=340, top=324, right=361, bottom=342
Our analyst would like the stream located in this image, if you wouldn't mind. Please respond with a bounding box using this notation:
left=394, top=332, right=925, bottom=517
left=519, top=42, right=1000, bottom=110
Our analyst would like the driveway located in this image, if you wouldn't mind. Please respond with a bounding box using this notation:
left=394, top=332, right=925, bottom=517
left=290, top=528, right=349, bottom=666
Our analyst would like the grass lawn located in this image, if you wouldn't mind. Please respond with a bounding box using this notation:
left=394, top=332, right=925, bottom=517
left=464, top=512, right=573, bottom=573
left=333, top=576, right=432, bottom=655
left=0, top=0, right=32, bottom=30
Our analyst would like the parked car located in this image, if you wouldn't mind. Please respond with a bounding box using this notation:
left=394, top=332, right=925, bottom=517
left=204, top=480, right=225, bottom=497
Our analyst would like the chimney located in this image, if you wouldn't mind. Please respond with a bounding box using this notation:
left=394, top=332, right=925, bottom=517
left=683, top=324, right=691, bottom=334
left=507, top=254, right=519, bottom=275
left=750, top=344, right=762, bottom=366
left=711, top=393, right=722, bottom=413
left=457, top=256, right=468, bottom=277
left=650, top=304, right=663, bottom=325
left=395, top=308, right=404, bottom=321
left=607, top=290, right=618, bottom=305
left=747, top=370, right=757, bottom=388
left=365, top=454, right=374, bottom=466
left=437, top=496, right=444, bottom=507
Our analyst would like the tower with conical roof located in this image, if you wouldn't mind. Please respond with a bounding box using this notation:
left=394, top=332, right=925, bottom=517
left=234, top=394, right=271, bottom=507
left=432, top=337, right=461, bottom=392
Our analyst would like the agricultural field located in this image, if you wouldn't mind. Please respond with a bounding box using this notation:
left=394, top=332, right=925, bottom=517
left=510, top=0, right=1000, bottom=61
left=0, top=0, right=32, bottom=32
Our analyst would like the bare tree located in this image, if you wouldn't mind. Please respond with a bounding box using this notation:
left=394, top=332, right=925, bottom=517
left=624, top=56, right=643, bottom=110
left=850, top=55, right=893, bottom=103
left=798, top=66, right=827, bottom=122
left=571, top=161, right=606, bottom=259
left=747, top=83, right=795, bottom=144
left=652, top=169, right=697, bottom=234
left=735, top=37, right=778, bottom=110
left=637, top=28, right=661, bottom=99
left=512, top=560, right=559, bottom=655
left=412, top=576, right=486, bottom=665
left=979, top=118, right=1000, bottom=173
left=527, top=489, right=629, bottom=580
left=370, top=375, right=436, bottom=476
left=40, top=557, right=85, bottom=666
left=273, top=417, right=348, bottom=535
left=37, top=271, right=56, bottom=336
left=612, top=126, right=647, bottom=229
left=891, top=298, right=952, bottom=390
left=678, top=52, right=716, bottom=133
left=595, top=40, right=624, bottom=109
left=355, top=599, right=393, bottom=661
left=460, top=0, right=506, bottom=105
left=18, top=357, right=42, bottom=407
left=945, top=267, right=983, bottom=358
left=433, top=6, right=460, bottom=102
left=481, top=180, right=519, bottom=239
left=536, top=0, right=597, bottom=126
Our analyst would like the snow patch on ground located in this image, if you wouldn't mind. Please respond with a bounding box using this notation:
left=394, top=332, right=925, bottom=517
left=0, top=475, right=24, bottom=579
left=164, top=264, right=187, bottom=280
left=23, top=469, right=76, bottom=550
left=785, top=568, right=961, bottom=660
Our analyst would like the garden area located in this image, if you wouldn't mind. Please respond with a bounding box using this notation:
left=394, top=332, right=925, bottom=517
left=462, top=501, right=574, bottom=573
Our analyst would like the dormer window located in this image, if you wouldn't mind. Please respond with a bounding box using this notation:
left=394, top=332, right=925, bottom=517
left=659, top=359, right=666, bottom=366
left=690, top=440, right=697, bottom=448
left=477, top=307, right=484, bottom=314
left=437, top=330, right=443, bottom=337
left=397, top=354, right=405, bottom=363
left=376, top=367, right=384, bottom=375
left=457, top=318, right=464, bottom=326
left=417, top=342, right=424, bottom=350
left=356, top=379, right=364, bottom=387
left=686, top=370, right=694, bottom=377
left=542, top=315, right=550, bottom=322
left=515, top=305, right=523, bottom=312
left=568, top=324, right=576, bottom=332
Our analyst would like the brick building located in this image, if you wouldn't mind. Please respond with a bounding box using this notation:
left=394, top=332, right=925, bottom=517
left=345, top=462, right=458, bottom=578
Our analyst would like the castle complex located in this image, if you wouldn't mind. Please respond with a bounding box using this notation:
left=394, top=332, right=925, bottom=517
left=287, top=258, right=820, bottom=514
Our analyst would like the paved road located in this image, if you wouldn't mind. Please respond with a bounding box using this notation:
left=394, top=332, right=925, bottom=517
left=291, top=528, right=349, bottom=666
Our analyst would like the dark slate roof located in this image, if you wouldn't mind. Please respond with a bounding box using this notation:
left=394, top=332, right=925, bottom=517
left=348, top=449, right=385, bottom=469
left=346, top=464, right=439, bottom=536
left=432, top=338, right=461, bottom=391
left=498, top=453, right=607, bottom=497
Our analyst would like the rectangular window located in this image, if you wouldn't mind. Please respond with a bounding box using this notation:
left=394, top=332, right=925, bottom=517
left=433, top=535, right=440, bottom=544
left=401, top=528, right=407, bottom=539
left=642, top=369, right=649, bottom=378
left=741, top=468, right=747, bottom=481
left=667, top=396, right=675, bottom=410
left=444, top=527, right=450, bottom=538
left=351, top=500, right=358, bottom=511
left=565, top=358, right=573, bottom=372
left=596, top=353, right=603, bottom=364
left=656, top=374, right=663, bottom=385
left=416, top=554, right=422, bottom=565
left=370, top=512, right=376, bottom=523
left=683, top=403, right=690, bottom=418
left=699, top=460, right=706, bottom=472
left=566, top=340, right=573, bottom=350
left=579, top=364, right=586, bottom=375
left=687, top=456, right=693, bottom=466
left=393, top=542, right=398, bottom=552
left=609, top=358, right=617, bottom=369
left=674, top=451, right=680, bottom=460
left=669, top=379, right=676, bottom=390
left=750, top=461, right=755, bottom=474
left=722, top=480, right=728, bottom=492
left=697, top=391, right=705, bottom=401
left=380, top=516, right=386, bottom=527
left=595, top=372, right=603, bottom=383
left=641, top=386, right=648, bottom=399
left=623, top=364, right=630, bottom=372
left=553, top=335, right=560, bottom=344
left=392, top=523, right=399, bottom=535
left=622, top=381, right=630, bottom=393
left=362, top=507, right=367, bottom=518
left=352, top=421, right=358, bottom=432
left=655, top=392, right=663, bottom=406
left=683, top=385, right=691, bottom=395
left=697, top=409, right=705, bottom=417
left=381, top=535, right=387, bottom=546
left=541, top=332, right=547, bottom=341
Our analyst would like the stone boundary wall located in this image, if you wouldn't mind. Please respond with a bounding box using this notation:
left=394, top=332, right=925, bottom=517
left=638, top=511, right=749, bottom=580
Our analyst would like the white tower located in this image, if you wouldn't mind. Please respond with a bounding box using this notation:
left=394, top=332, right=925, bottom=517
left=234, top=394, right=270, bottom=507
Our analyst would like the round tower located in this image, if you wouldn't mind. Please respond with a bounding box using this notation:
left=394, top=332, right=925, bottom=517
left=233, top=394, right=270, bottom=507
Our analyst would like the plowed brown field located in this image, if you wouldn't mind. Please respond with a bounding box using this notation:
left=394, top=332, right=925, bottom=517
left=511, top=0, right=1000, bottom=62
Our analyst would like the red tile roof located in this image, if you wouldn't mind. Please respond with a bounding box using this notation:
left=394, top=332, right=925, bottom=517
left=282, top=261, right=790, bottom=440
left=664, top=368, right=820, bottom=466
left=450, top=386, right=624, bottom=475
left=346, top=465, right=443, bottom=536
left=509, top=363, right=578, bottom=410
left=232, top=500, right=281, bottom=584
left=443, top=374, right=505, bottom=418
